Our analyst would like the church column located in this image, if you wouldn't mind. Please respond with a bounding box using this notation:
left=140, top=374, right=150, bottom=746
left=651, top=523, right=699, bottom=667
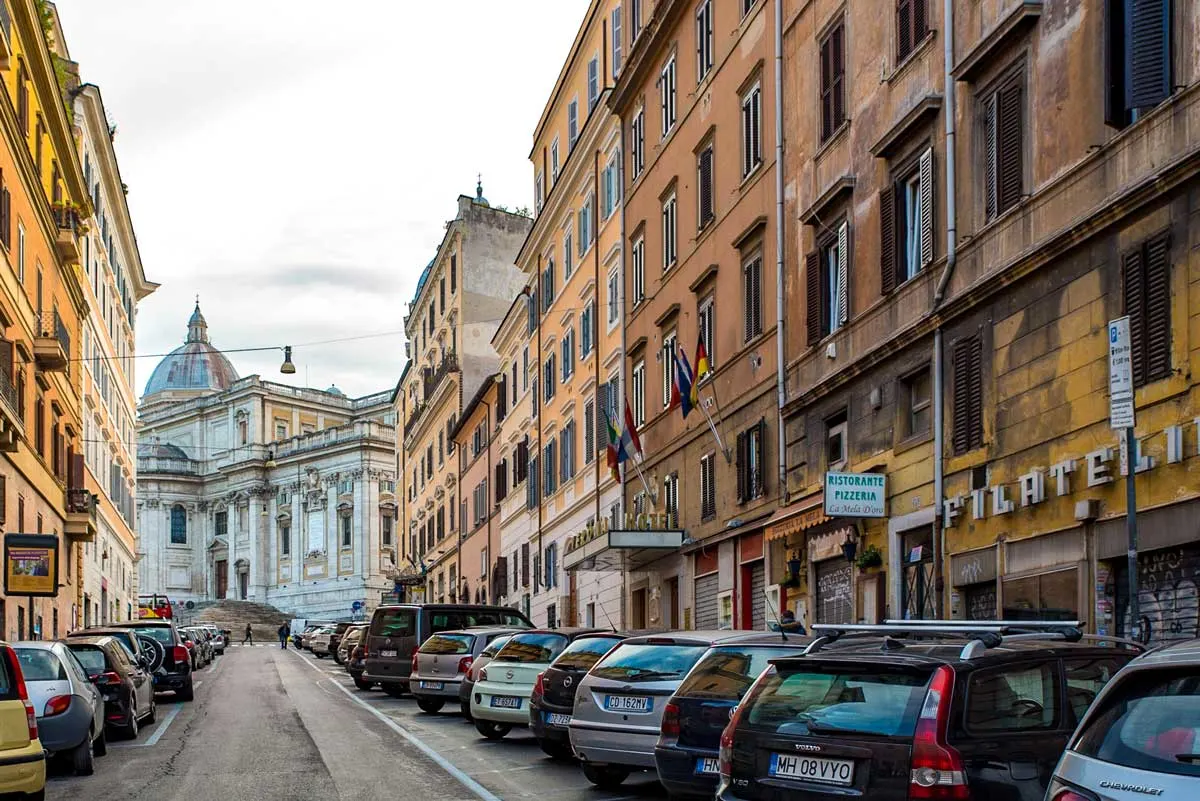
left=248, top=489, right=263, bottom=601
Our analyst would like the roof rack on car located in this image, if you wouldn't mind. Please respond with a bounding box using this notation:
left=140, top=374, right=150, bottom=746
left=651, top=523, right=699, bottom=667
left=804, top=620, right=1086, bottom=658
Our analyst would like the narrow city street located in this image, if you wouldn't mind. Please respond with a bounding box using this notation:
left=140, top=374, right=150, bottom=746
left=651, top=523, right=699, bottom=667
left=46, top=645, right=665, bottom=801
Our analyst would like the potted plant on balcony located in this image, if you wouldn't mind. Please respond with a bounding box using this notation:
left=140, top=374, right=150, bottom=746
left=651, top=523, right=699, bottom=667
left=855, top=544, right=883, bottom=572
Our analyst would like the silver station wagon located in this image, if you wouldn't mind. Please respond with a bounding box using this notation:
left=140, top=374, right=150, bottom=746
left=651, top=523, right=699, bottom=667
left=409, top=627, right=524, bottom=714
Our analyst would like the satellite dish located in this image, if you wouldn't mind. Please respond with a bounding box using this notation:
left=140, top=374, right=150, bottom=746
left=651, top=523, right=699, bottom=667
left=185, top=601, right=195, bottom=610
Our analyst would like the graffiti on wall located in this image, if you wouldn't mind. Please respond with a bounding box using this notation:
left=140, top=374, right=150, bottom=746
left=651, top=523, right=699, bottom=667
left=1137, top=546, right=1199, bottom=643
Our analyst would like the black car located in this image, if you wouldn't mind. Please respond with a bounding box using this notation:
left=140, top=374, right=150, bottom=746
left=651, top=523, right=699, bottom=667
left=66, top=627, right=154, bottom=668
left=716, top=621, right=1141, bottom=801
left=111, top=620, right=194, bottom=701
left=529, top=632, right=628, bottom=760
left=656, top=634, right=809, bottom=797
left=66, top=635, right=157, bottom=739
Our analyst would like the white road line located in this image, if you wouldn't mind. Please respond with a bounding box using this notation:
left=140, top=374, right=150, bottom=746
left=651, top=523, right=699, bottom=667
left=193, top=681, right=203, bottom=689
left=110, top=703, right=183, bottom=748
left=292, top=650, right=502, bottom=801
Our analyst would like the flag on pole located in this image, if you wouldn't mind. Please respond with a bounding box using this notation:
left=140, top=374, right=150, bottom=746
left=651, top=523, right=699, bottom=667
left=690, top=336, right=710, bottom=407
left=603, top=409, right=624, bottom=482
left=674, top=348, right=694, bottom=418
left=622, top=399, right=643, bottom=457
left=666, top=349, right=682, bottom=413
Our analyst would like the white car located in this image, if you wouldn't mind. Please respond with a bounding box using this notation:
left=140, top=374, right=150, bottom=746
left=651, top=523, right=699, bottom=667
left=309, top=627, right=336, bottom=658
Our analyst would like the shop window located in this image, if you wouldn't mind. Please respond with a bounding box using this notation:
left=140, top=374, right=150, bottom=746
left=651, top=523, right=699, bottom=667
left=718, top=590, right=734, bottom=629
left=1002, top=568, right=1078, bottom=622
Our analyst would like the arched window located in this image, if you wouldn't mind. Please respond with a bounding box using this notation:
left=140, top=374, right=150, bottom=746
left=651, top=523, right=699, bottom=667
left=170, top=505, right=187, bottom=545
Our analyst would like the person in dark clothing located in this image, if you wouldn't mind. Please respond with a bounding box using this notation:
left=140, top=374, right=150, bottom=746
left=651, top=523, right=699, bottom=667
left=780, top=609, right=807, bottom=635
left=242, top=623, right=253, bottom=645
left=277, top=623, right=289, bottom=649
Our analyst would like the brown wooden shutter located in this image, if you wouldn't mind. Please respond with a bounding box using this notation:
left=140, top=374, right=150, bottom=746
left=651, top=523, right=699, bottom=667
left=984, top=95, right=997, bottom=220
left=952, top=336, right=974, bottom=455
left=699, top=147, right=714, bottom=226
left=820, top=35, right=833, bottom=140
left=0, top=474, right=6, bottom=525
left=805, top=252, right=821, bottom=345
left=1143, top=232, right=1171, bottom=382
left=1122, top=246, right=1148, bottom=387
left=996, top=77, right=1024, bottom=215
left=831, top=25, right=845, bottom=130
left=71, top=451, right=84, bottom=491
left=521, top=542, right=530, bottom=587
left=968, top=334, right=983, bottom=450
left=913, top=0, right=927, bottom=42
left=1128, top=0, right=1170, bottom=110
left=756, top=419, right=768, bottom=496
left=735, top=431, right=748, bottom=502
left=880, top=188, right=897, bottom=295
left=897, top=0, right=913, bottom=59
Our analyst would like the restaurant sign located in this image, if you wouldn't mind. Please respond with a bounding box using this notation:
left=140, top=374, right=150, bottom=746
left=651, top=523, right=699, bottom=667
left=824, top=472, right=886, bottom=518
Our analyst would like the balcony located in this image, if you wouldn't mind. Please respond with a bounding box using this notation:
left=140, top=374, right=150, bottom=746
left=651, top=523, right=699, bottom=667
left=403, top=400, right=428, bottom=440
left=65, top=488, right=97, bottom=542
left=34, top=310, right=69, bottom=371
left=52, top=205, right=81, bottom=265
left=422, top=351, right=459, bottom=400
left=0, top=367, right=20, bottom=453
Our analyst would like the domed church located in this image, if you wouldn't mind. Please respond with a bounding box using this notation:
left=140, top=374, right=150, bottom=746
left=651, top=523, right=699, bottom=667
left=136, top=304, right=399, bottom=618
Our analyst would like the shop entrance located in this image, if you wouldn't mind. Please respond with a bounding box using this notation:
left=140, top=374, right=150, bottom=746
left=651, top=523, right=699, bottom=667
left=901, top=527, right=935, bottom=619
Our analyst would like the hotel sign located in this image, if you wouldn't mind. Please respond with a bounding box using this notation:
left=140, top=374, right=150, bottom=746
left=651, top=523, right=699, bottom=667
left=825, top=472, right=886, bottom=518
left=565, top=511, right=679, bottom=554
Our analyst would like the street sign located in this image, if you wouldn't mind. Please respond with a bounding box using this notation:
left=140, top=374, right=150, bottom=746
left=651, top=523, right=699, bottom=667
left=1108, top=317, right=1136, bottom=429
left=824, top=472, right=886, bottom=518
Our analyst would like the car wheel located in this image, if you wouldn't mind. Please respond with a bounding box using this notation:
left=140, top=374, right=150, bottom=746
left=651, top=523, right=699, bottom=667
left=315, top=652, right=325, bottom=659
left=125, top=700, right=139, bottom=739
left=333, top=653, right=344, bottom=665
left=538, top=738, right=574, bottom=761
left=138, top=636, right=166, bottom=672
left=72, top=731, right=95, bottom=776
left=144, top=697, right=157, bottom=725
left=582, top=764, right=629, bottom=789
left=25, top=789, right=44, bottom=800
left=353, top=678, right=373, bottom=691
left=473, top=720, right=512, bottom=740
left=93, top=727, right=107, bottom=757
left=383, top=685, right=405, bottom=698
left=416, top=697, right=445, bottom=714
left=176, top=680, right=195, bottom=702
left=460, top=700, right=473, bottom=721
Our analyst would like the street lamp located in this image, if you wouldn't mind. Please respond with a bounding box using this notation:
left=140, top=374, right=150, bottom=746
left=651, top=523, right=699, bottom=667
left=280, top=346, right=297, bottom=375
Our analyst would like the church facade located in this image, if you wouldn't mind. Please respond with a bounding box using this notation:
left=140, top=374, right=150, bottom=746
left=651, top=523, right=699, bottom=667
left=136, top=306, right=398, bottom=619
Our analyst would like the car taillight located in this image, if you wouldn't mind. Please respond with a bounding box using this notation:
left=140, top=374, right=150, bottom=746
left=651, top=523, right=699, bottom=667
left=532, top=671, right=545, bottom=699
left=660, top=701, right=681, bottom=739
left=96, top=672, right=122, bottom=685
left=184, top=640, right=194, bottom=650
left=44, top=695, right=71, bottom=717
left=480, top=667, right=488, bottom=681
left=1051, top=792, right=1092, bottom=801
left=173, top=645, right=189, bottom=664
left=411, top=653, right=419, bottom=674
left=910, top=665, right=968, bottom=800
left=718, top=701, right=746, bottom=777
left=459, top=656, right=474, bottom=675
left=3, top=647, right=36, bottom=741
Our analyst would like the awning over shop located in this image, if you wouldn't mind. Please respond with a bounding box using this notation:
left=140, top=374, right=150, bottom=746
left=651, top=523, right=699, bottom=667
left=765, top=492, right=828, bottom=542
left=563, top=527, right=686, bottom=572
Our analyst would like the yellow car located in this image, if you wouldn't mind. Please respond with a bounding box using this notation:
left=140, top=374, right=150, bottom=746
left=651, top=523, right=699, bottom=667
left=0, top=642, right=46, bottom=799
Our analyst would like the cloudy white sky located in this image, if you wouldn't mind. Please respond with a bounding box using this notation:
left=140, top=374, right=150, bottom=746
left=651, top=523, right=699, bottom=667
left=53, top=0, right=589, bottom=398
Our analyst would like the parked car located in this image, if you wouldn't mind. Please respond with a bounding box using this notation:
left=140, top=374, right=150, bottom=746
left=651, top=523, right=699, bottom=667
left=362, top=604, right=532, bottom=698
left=310, top=627, right=336, bottom=658
left=530, top=632, right=628, bottom=760
left=460, top=633, right=515, bottom=719
left=66, top=627, right=154, bottom=669
left=182, top=627, right=213, bottom=667
left=178, top=629, right=206, bottom=670
left=569, top=631, right=792, bottom=789
left=347, top=642, right=372, bottom=691
left=1048, top=636, right=1200, bottom=801
left=329, top=621, right=360, bottom=665
left=337, top=625, right=366, bottom=664
left=65, top=635, right=156, bottom=740
left=111, top=621, right=194, bottom=701
left=411, top=627, right=524, bottom=715
left=471, top=629, right=605, bottom=740
left=714, top=621, right=1140, bottom=801
left=202, top=625, right=226, bottom=655
left=14, top=642, right=106, bottom=776
left=655, top=633, right=809, bottom=797
left=300, top=624, right=329, bottom=651
left=0, top=641, right=46, bottom=797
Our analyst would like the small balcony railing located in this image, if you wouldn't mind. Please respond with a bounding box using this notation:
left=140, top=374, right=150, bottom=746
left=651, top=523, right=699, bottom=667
left=34, top=310, right=69, bottom=371
left=403, top=400, right=428, bottom=440
left=65, top=487, right=97, bottom=541
left=422, top=351, right=459, bottom=399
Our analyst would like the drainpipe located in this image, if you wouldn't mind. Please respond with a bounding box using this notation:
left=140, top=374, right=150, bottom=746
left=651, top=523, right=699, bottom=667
left=930, top=0, right=958, bottom=618
left=617, top=103, right=629, bottom=631
left=773, top=0, right=787, bottom=501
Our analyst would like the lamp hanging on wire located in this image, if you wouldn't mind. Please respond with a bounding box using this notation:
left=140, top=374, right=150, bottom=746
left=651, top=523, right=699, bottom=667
left=280, top=346, right=297, bottom=375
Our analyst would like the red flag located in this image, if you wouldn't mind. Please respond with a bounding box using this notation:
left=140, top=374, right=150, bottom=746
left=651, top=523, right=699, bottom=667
left=623, top=399, right=643, bottom=456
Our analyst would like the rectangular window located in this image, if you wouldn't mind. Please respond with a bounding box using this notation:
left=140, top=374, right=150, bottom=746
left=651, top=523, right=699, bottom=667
left=896, top=0, right=929, bottom=62
left=561, top=328, right=575, bottom=382
left=568, top=98, right=580, bottom=147
left=588, top=56, right=600, bottom=111
left=825, top=409, right=848, bottom=470
left=952, top=333, right=984, bottom=454
left=663, top=472, right=679, bottom=527
left=662, top=192, right=678, bottom=269
left=819, top=21, right=846, bottom=142
left=982, top=68, right=1025, bottom=221
left=742, top=0, right=755, bottom=16
left=631, top=0, right=642, bottom=40
left=534, top=174, right=543, bottom=214
left=697, top=144, right=714, bottom=229
left=551, top=138, right=560, bottom=183
left=564, top=223, right=574, bottom=280
left=559, top=421, right=575, bottom=482
left=631, top=235, right=646, bottom=306
left=541, top=259, right=555, bottom=312
left=698, top=296, right=715, bottom=371
left=543, top=441, right=558, bottom=495
left=741, top=83, right=762, bottom=177
left=578, top=196, right=594, bottom=258
left=806, top=221, right=849, bottom=343
left=700, top=453, right=716, bottom=520
left=340, top=515, right=352, bottom=548
left=966, top=663, right=1059, bottom=733
left=736, top=420, right=767, bottom=502
left=584, top=399, right=596, bottom=464
left=602, top=154, right=620, bottom=219
left=544, top=355, right=557, bottom=403
left=612, top=6, right=624, bottom=75
left=15, top=223, right=22, bottom=282
left=632, top=360, right=646, bottom=427
left=280, top=525, right=291, bottom=556
left=661, top=330, right=677, bottom=408
left=743, top=254, right=763, bottom=342
left=902, top=367, right=932, bottom=438
left=608, top=270, right=620, bottom=325
left=881, top=148, right=934, bottom=293
left=631, top=108, right=645, bottom=178
left=1104, top=0, right=1172, bottom=128
left=381, top=516, right=392, bottom=548
left=581, top=301, right=594, bottom=357
left=696, top=0, right=714, bottom=81
left=660, top=56, right=677, bottom=138
left=1122, top=231, right=1172, bottom=387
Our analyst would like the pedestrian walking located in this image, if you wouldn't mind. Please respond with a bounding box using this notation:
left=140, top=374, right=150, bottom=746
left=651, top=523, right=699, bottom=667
left=242, top=623, right=253, bottom=645
left=278, top=623, right=289, bottom=649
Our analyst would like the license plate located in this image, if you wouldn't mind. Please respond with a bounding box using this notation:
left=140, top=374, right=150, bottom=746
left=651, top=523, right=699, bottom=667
left=418, top=681, right=444, bottom=691
left=490, top=696, right=521, bottom=709
left=380, top=649, right=397, bottom=658
left=695, top=757, right=720, bottom=775
left=545, top=712, right=571, bottom=726
left=604, top=695, right=651, bottom=713
left=768, top=753, right=854, bottom=786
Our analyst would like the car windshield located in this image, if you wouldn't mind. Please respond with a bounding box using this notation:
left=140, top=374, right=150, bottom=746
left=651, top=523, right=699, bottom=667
left=552, top=637, right=624, bottom=672
left=421, top=634, right=473, bottom=655
left=1074, top=667, right=1200, bottom=778
left=68, top=646, right=108, bottom=676
left=745, top=665, right=930, bottom=737
left=15, top=649, right=66, bottom=681
left=371, top=609, right=415, bottom=637
left=590, top=642, right=707, bottom=682
left=675, top=646, right=807, bottom=700
left=480, top=636, right=512, bottom=658
left=495, top=633, right=568, bottom=664
left=127, top=626, right=174, bottom=645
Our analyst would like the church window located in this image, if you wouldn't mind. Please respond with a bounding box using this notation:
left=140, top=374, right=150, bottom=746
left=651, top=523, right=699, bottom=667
left=170, top=505, right=187, bottom=545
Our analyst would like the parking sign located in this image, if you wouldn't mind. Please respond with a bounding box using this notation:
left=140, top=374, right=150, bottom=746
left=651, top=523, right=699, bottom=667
left=1108, top=317, right=1135, bottom=429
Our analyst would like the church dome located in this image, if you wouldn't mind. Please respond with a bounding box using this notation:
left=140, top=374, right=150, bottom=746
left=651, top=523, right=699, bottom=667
left=143, top=302, right=240, bottom=397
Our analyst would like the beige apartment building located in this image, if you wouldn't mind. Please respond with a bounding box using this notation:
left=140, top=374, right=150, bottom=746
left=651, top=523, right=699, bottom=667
left=449, top=377, right=498, bottom=607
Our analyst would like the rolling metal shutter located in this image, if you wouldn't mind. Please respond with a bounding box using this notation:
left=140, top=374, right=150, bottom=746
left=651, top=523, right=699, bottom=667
left=749, top=561, right=766, bottom=630
left=815, top=558, right=853, bottom=625
left=694, top=573, right=719, bottom=630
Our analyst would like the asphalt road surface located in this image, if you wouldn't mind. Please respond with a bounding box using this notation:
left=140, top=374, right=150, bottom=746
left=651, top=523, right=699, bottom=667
left=47, top=644, right=666, bottom=801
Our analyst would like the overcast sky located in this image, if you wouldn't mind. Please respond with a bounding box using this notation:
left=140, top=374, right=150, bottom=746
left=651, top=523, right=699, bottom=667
left=53, top=0, right=588, bottom=399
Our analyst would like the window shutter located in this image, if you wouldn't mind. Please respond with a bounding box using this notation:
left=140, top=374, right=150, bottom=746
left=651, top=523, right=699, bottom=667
left=897, top=0, right=913, bottom=59
left=831, top=25, right=845, bottom=129
left=71, top=451, right=84, bottom=490
left=1127, top=0, right=1171, bottom=110
left=1144, top=232, right=1171, bottom=382
left=1122, top=246, right=1148, bottom=388
left=806, top=252, right=821, bottom=345
left=913, top=0, right=927, bottom=43
left=699, top=147, right=713, bottom=226
left=880, top=189, right=896, bottom=295
left=521, top=543, right=530, bottom=587
left=984, top=95, right=997, bottom=220
left=996, top=78, right=1023, bottom=215
left=952, top=336, right=976, bottom=455
left=968, top=334, right=983, bottom=450
left=919, top=147, right=935, bottom=266
left=836, top=222, right=850, bottom=325
left=756, top=419, right=768, bottom=496
left=820, top=36, right=833, bottom=140
left=735, top=431, right=748, bottom=502
left=584, top=400, right=595, bottom=463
